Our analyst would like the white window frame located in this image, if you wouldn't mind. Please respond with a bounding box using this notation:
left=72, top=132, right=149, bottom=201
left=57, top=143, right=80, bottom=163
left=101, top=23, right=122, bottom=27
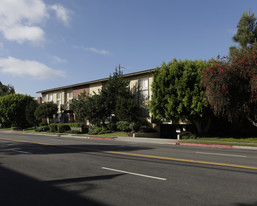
left=42, top=95, right=46, bottom=103
left=139, top=78, right=149, bottom=100
left=139, top=78, right=148, bottom=89
left=48, top=94, right=53, bottom=101
left=57, top=92, right=62, bottom=100
left=68, top=92, right=73, bottom=99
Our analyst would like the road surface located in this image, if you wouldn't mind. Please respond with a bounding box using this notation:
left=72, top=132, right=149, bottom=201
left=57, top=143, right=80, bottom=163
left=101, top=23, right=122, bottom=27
left=0, top=132, right=257, bottom=206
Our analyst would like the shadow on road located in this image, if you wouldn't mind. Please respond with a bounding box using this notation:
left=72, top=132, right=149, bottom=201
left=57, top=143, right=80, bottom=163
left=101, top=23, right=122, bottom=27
left=0, top=140, right=153, bottom=156
left=0, top=164, right=121, bottom=206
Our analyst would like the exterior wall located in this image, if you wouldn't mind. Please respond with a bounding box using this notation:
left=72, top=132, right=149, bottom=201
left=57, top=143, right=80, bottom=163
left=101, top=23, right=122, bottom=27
left=73, top=85, right=89, bottom=98
left=33, top=97, right=42, bottom=104
left=127, top=73, right=153, bottom=120
left=89, top=82, right=102, bottom=95
left=149, top=76, right=153, bottom=101
left=38, top=69, right=155, bottom=123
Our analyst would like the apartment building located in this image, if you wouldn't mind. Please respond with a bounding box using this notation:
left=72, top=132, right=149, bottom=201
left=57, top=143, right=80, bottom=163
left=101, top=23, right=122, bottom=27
left=37, top=69, right=155, bottom=123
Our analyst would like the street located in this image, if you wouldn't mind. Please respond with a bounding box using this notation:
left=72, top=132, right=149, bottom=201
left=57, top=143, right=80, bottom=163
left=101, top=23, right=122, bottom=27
left=1, top=132, right=257, bottom=206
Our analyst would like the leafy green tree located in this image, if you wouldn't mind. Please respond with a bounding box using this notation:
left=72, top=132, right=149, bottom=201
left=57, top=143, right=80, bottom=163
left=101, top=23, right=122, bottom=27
left=230, top=10, right=257, bottom=54
left=115, top=95, right=139, bottom=122
left=0, top=94, right=33, bottom=128
left=26, top=100, right=39, bottom=127
left=149, top=59, right=211, bottom=134
left=72, top=91, right=88, bottom=121
left=84, top=94, right=109, bottom=126
left=0, top=82, right=15, bottom=96
left=101, top=68, right=130, bottom=114
left=203, top=43, right=257, bottom=128
left=34, top=102, right=58, bottom=124
left=73, top=92, right=109, bottom=125
left=101, top=67, right=139, bottom=122
left=73, top=90, right=109, bottom=125
left=72, top=67, right=139, bottom=126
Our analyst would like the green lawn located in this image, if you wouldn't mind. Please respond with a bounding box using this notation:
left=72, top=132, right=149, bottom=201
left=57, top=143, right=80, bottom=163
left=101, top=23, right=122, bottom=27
left=183, top=137, right=257, bottom=143
left=0, top=128, right=12, bottom=131
left=180, top=137, right=257, bottom=146
left=99, top=132, right=128, bottom=137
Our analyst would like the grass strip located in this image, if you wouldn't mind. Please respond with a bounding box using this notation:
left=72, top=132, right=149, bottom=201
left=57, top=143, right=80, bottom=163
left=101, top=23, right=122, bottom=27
left=179, top=140, right=257, bottom=147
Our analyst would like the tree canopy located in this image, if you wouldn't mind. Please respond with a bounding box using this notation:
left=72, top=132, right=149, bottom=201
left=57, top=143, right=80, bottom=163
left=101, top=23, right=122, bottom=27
left=230, top=10, right=257, bottom=54
left=0, top=94, right=34, bottom=128
left=149, top=59, right=211, bottom=134
left=72, top=67, right=139, bottom=125
left=0, top=82, right=15, bottom=96
left=203, top=43, right=257, bottom=128
left=34, top=102, right=58, bottom=124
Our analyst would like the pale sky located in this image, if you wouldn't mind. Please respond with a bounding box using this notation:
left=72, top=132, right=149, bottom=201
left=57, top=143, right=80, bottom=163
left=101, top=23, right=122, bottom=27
left=0, top=0, right=256, bottom=96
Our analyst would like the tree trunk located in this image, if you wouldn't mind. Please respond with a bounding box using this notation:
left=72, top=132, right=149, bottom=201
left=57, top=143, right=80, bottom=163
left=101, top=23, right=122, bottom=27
left=191, top=116, right=212, bottom=136
left=245, top=114, right=257, bottom=127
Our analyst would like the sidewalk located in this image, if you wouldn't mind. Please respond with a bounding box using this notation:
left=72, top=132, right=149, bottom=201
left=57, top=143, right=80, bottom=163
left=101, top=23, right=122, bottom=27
left=2, top=130, right=257, bottom=151
left=61, top=133, right=257, bottom=150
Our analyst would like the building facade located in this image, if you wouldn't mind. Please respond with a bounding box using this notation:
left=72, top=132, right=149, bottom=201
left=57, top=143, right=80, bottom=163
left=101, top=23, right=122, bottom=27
left=37, top=69, right=155, bottom=123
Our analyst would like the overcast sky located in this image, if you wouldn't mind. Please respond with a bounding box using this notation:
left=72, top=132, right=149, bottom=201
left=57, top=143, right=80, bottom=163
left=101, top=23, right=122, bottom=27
left=0, top=0, right=256, bottom=96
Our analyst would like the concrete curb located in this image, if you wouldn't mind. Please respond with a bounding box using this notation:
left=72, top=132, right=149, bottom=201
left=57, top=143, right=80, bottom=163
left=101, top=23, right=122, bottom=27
left=88, top=137, right=115, bottom=141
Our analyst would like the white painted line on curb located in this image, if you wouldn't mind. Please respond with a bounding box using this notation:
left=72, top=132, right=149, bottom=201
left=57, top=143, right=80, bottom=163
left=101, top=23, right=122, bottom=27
left=196, top=152, right=246, bottom=158
left=102, top=167, right=167, bottom=181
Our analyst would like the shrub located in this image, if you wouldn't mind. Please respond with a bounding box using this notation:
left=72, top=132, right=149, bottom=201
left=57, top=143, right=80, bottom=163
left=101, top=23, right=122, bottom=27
left=35, top=126, right=49, bottom=132
left=68, top=123, right=88, bottom=133
left=106, top=122, right=117, bottom=131
left=49, top=123, right=58, bottom=132
left=116, top=121, right=130, bottom=131
left=57, top=124, right=70, bottom=133
left=139, top=126, right=156, bottom=133
left=39, top=122, right=48, bottom=126
left=68, top=123, right=84, bottom=127
left=88, top=126, right=111, bottom=135
left=181, top=133, right=197, bottom=139
left=82, top=125, right=88, bottom=133
left=66, top=130, right=81, bottom=134
left=129, top=122, right=141, bottom=132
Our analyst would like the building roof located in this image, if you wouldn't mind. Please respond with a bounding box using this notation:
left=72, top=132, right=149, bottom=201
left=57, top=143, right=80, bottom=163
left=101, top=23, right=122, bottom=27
left=37, top=68, right=156, bottom=94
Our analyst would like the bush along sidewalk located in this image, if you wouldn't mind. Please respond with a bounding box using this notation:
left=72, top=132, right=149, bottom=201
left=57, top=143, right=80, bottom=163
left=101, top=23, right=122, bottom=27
left=35, top=123, right=88, bottom=134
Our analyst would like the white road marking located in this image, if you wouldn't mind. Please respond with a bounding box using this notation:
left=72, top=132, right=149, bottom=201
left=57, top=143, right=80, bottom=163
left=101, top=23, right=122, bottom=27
left=8, top=148, right=29, bottom=154
left=102, top=167, right=167, bottom=181
left=196, top=152, right=246, bottom=158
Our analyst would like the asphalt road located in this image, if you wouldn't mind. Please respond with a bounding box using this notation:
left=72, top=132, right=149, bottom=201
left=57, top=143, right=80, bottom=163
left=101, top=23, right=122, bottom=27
left=1, top=132, right=257, bottom=206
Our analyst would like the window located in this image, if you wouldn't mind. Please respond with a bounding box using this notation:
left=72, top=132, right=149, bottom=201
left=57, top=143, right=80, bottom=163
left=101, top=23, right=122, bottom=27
left=139, top=90, right=148, bottom=100
left=68, top=92, right=73, bottom=99
left=139, top=78, right=149, bottom=100
left=48, top=94, right=53, bottom=101
left=69, top=99, right=73, bottom=105
left=57, top=92, right=61, bottom=100
left=42, top=95, right=46, bottom=102
left=139, top=78, right=148, bottom=89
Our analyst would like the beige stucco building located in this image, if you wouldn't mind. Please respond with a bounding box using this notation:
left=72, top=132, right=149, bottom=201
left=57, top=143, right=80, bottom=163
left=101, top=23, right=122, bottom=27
left=37, top=69, right=155, bottom=123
